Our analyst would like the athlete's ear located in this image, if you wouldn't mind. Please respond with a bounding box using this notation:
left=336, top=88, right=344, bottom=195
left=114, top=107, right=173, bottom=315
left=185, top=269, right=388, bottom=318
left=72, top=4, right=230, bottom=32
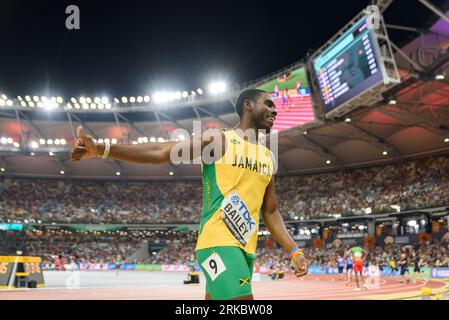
left=244, top=99, right=254, bottom=114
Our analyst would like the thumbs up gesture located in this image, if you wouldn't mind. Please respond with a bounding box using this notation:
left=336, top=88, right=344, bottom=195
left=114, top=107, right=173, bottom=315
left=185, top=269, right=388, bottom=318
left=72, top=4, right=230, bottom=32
left=70, top=126, right=98, bottom=161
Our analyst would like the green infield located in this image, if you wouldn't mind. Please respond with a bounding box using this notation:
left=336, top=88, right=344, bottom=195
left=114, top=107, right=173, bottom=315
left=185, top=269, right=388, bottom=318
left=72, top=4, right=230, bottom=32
left=257, top=67, right=308, bottom=93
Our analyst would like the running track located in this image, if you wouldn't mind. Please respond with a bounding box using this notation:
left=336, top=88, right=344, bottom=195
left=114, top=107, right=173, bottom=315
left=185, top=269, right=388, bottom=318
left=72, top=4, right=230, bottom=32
left=1, top=274, right=446, bottom=300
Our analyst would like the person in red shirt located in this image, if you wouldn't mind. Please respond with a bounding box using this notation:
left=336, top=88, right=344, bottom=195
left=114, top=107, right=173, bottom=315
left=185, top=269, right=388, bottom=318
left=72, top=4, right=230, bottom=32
left=60, top=255, right=66, bottom=271
left=54, top=255, right=60, bottom=271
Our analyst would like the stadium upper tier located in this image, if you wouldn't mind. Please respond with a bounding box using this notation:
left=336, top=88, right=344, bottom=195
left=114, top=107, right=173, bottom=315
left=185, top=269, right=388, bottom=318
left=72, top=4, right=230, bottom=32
left=0, top=155, right=448, bottom=224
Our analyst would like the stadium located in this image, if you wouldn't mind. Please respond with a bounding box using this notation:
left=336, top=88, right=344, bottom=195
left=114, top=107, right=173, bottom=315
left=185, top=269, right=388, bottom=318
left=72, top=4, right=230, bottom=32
left=1, top=0, right=449, bottom=304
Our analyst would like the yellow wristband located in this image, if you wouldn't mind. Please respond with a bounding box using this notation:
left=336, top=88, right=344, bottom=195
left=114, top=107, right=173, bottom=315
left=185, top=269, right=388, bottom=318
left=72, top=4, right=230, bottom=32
left=290, top=250, right=304, bottom=260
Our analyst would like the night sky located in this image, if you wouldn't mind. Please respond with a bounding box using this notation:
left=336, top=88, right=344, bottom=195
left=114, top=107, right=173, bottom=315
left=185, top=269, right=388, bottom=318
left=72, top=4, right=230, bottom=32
left=0, top=0, right=447, bottom=98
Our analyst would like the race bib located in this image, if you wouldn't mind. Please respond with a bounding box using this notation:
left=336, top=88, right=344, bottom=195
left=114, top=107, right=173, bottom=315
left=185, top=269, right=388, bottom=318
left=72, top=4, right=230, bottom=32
left=221, top=191, right=256, bottom=246
left=201, top=252, right=226, bottom=281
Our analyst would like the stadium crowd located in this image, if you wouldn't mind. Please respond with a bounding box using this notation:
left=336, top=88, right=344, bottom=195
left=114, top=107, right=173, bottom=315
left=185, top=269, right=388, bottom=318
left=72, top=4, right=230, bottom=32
left=0, top=155, right=448, bottom=224
left=256, top=240, right=449, bottom=270
left=0, top=229, right=440, bottom=269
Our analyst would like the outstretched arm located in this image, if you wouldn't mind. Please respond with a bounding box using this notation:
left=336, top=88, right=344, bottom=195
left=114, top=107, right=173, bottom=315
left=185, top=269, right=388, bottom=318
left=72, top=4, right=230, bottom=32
left=261, top=176, right=308, bottom=277
left=70, top=126, right=224, bottom=164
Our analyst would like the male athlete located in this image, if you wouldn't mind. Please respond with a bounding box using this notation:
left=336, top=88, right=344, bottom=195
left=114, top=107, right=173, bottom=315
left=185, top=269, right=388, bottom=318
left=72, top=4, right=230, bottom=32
left=344, top=250, right=354, bottom=286
left=336, top=254, right=345, bottom=280
left=346, top=246, right=367, bottom=290
left=70, top=88, right=309, bottom=300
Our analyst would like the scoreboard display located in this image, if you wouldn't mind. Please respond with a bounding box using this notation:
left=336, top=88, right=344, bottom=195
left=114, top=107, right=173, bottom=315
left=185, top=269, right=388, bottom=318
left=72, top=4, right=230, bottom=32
left=0, top=256, right=45, bottom=289
left=312, top=16, right=384, bottom=115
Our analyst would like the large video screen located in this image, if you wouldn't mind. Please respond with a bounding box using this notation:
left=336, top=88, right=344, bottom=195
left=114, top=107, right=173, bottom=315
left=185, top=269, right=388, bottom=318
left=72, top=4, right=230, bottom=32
left=313, top=16, right=384, bottom=114
left=256, top=66, right=315, bottom=131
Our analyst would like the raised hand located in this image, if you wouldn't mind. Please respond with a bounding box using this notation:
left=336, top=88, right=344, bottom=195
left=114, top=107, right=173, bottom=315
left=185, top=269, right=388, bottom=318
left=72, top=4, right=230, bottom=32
left=70, top=126, right=98, bottom=161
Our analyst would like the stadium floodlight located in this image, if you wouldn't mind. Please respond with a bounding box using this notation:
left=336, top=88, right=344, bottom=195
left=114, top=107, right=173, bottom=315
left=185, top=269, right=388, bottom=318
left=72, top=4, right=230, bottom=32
left=105, top=103, right=112, bottom=109
left=0, top=168, right=4, bottom=172
left=98, top=103, right=104, bottom=109
left=116, top=171, right=121, bottom=176
left=28, top=101, right=35, bottom=107
left=142, top=137, right=148, bottom=143
left=104, top=138, right=110, bottom=144
left=6, top=100, right=13, bottom=106
left=25, top=96, right=31, bottom=102
left=60, top=170, right=65, bottom=175
left=0, top=137, right=6, bottom=144
left=37, top=102, right=44, bottom=108
left=74, top=103, right=80, bottom=109
left=86, top=97, right=92, bottom=104
left=182, top=91, right=188, bottom=98
left=0, top=99, right=5, bottom=107
left=169, top=171, right=174, bottom=176
left=382, top=151, right=388, bottom=156
left=121, top=97, right=128, bottom=103
left=82, top=103, right=89, bottom=110
left=157, top=137, right=165, bottom=142
left=90, top=103, right=96, bottom=109
left=13, top=142, right=20, bottom=148
left=101, top=97, right=109, bottom=104
left=175, top=91, right=182, bottom=100
left=137, top=96, right=143, bottom=103
left=208, top=81, right=227, bottom=95
left=388, top=99, right=397, bottom=105
left=407, top=220, right=417, bottom=227
left=55, top=139, right=60, bottom=145
left=132, top=141, right=138, bottom=145
left=33, top=96, right=39, bottom=102
left=98, top=138, right=104, bottom=144
left=47, top=139, right=53, bottom=145
left=137, top=137, right=143, bottom=143
left=30, top=152, right=35, bottom=156
left=79, top=97, right=86, bottom=104
left=326, top=160, right=331, bottom=164
left=111, top=138, right=117, bottom=144
left=66, top=103, right=72, bottom=109
left=56, top=97, right=63, bottom=104
left=20, top=101, right=27, bottom=107
left=30, top=141, right=39, bottom=149
left=153, top=92, right=166, bottom=103
left=49, top=151, right=54, bottom=156
left=94, top=97, right=101, bottom=104
left=144, top=96, right=150, bottom=102
left=435, top=74, right=445, bottom=80
left=71, top=97, right=77, bottom=103
left=129, top=97, right=136, bottom=103
left=150, top=137, right=156, bottom=143
left=7, top=138, right=12, bottom=144
left=190, top=91, right=196, bottom=96
left=197, top=88, right=203, bottom=95
left=60, top=139, right=66, bottom=145
left=114, top=98, right=120, bottom=103
left=1, top=94, right=6, bottom=100
left=344, top=117, right=351, bottom=123
left=17, top=96, right=23, bottom=101
left=41, top=96, right=48, bottom=102
left=444, top=138, right=449, bottom=143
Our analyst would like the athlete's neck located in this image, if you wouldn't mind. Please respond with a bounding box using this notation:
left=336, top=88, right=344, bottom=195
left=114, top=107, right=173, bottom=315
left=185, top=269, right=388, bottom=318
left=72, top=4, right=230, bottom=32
left=234, top=119, right=259, bottom=144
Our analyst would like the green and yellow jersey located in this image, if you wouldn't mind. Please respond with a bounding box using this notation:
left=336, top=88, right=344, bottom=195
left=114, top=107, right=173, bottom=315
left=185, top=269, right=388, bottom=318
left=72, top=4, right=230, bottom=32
left=195, top=129, right=274, bottom=255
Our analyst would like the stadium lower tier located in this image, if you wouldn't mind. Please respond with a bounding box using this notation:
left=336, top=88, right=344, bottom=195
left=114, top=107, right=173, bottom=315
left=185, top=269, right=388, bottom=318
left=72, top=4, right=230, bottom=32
left=0, top=154, right=448, bottom=224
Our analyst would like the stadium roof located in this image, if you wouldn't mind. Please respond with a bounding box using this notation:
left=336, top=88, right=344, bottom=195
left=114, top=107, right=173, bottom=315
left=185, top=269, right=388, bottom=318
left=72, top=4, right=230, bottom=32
left=0, top=2, right=449, bottom=180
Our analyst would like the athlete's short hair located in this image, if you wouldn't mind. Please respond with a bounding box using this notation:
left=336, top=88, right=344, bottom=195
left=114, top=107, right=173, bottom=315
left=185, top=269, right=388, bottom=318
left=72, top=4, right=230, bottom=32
left=235, top=89, right=267, bottom=117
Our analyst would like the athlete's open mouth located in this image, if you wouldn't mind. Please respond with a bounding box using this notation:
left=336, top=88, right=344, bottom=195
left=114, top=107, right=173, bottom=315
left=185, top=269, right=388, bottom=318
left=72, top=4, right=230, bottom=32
left=267, top=115, right=276, bottom=123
